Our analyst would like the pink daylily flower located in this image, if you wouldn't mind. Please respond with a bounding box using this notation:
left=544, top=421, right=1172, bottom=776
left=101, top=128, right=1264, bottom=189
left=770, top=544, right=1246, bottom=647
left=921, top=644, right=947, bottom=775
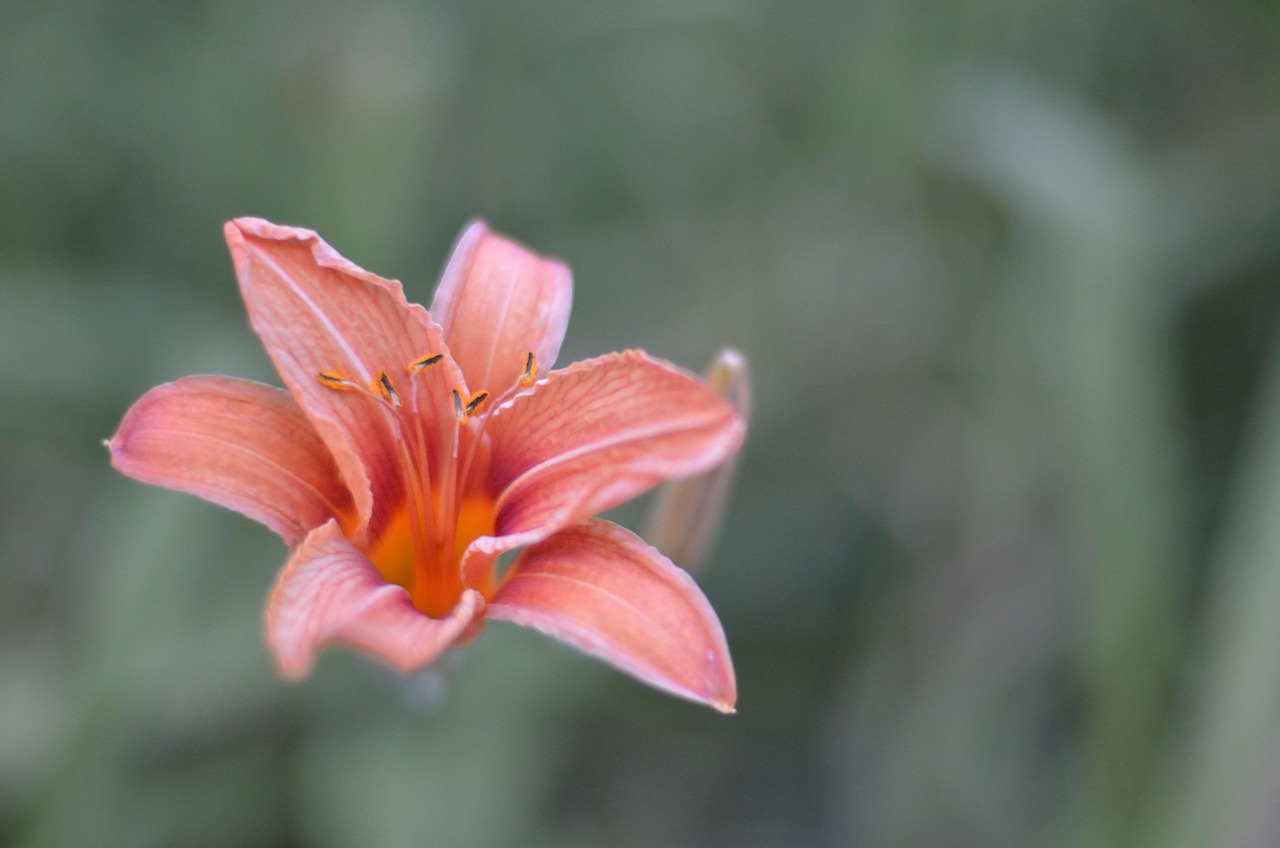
left=108, top=218, right=744, bottom=712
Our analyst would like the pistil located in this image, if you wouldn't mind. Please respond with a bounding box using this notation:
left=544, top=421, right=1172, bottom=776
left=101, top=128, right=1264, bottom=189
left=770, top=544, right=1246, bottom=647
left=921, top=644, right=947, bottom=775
left=455, top=352, right=537, bottom=498
left=372, top=372, right=442, bottom=613
left=398, top=355, right=466, bottom=617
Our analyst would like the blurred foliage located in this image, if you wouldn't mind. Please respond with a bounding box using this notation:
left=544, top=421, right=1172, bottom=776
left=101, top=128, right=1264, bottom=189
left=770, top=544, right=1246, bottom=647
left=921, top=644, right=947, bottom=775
left=3, top=0, right=1280, bottom=846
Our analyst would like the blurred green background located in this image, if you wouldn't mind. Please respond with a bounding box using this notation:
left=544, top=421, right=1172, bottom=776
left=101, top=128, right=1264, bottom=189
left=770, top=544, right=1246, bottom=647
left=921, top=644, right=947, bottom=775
left=4, top=0, right=1280, bottom=846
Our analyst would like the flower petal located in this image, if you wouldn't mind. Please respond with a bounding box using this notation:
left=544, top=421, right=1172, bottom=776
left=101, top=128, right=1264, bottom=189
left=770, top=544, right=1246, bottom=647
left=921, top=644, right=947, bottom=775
left=487, top=519, right=736, bottom=712
left=265, top=520, right=484, bottom=678
left=225, top=218, right=463, bottom=542
left=107, top=376, right=352, bottom=547
left=430, top=221, right=572, bottom=397
left=480, top=350, right=745, bottom=553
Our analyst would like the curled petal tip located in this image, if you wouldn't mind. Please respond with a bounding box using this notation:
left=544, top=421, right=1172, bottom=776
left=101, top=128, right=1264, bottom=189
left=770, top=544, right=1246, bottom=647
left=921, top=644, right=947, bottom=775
left=222, top=218, right=248, bottom=245
left=459, top=218, right=492, bottom=239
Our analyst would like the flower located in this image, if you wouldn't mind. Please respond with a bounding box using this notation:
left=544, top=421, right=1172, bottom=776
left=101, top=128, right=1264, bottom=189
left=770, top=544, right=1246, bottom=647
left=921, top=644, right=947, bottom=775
left=108, top=218, right=745, bottom=712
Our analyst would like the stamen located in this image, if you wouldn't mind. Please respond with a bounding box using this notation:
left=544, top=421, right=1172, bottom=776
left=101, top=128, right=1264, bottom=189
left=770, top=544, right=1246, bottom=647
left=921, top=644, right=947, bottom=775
left=408, top=353, right=443, bottom=373
left=465, top=391, right=489, bottom=418
left=318, top=371, right=360, bottom=391
left=372, top=371, right=402, bottom=408
left=452, top=388, right=490, bottom=421
left=452, top=356, right=534, bottom=519
left=520, top=352, right=537, bottom=387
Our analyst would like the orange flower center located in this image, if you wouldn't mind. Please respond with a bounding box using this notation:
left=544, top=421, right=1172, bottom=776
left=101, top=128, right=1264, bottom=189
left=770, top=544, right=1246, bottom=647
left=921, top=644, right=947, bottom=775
left=367, top=493, right=496, bottom=618
left=317, top=351, right=537, bottom=620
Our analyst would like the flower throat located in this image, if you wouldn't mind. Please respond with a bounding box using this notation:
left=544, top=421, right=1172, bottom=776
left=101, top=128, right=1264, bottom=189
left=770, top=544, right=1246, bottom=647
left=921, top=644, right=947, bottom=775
left=316, top=351, right=537, bottom=617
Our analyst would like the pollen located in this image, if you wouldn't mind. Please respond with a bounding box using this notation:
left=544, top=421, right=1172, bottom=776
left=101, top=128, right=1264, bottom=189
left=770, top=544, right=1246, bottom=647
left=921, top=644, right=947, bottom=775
left=318, top=371, right=360, bottom=391
left=372, top=371, right=402, bottom=408
left=408, top=353, right=443, bottom=373
left=520, top=351, right=537, bottom=387
left=452, top=388, right=465, bottom=421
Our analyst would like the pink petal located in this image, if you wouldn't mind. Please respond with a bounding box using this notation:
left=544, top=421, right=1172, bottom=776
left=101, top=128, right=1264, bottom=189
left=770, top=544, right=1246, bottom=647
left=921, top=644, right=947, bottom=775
left=266, top=520, right=484, bottom=678
left=107, top=376, right=352, bottom=547
left=482, top=350, right=745, bottom=551
left=430, top=221, right=572, bottom=397
left=487, top=519, right=736, bottom=712
left=225, top=218, right=463, bottom=542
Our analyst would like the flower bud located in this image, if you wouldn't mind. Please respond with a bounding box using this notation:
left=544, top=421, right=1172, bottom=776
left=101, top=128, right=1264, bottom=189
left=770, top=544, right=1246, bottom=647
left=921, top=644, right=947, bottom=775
left=644, top=348, right=749, bottom=571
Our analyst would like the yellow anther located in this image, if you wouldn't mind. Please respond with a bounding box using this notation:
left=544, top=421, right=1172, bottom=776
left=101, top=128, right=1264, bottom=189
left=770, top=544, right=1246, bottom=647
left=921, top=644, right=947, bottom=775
left=520, top=351, right=537, bottom=387
left=318, top=371, right=360, bottom=391
left=453, top=388, right=489, bottom=421
left=465, top=390, right=489, bottom=418
left=372, top=371, right=402, bottom=408
left=408, top=353, right=443, bottom=374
